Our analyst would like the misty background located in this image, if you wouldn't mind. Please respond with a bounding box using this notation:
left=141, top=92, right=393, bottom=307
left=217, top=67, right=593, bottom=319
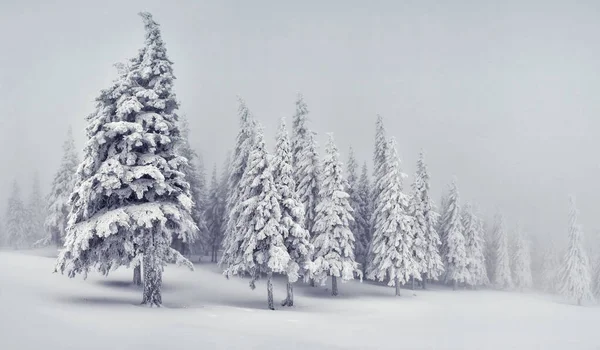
left=0, top=0, right=598, bottom=245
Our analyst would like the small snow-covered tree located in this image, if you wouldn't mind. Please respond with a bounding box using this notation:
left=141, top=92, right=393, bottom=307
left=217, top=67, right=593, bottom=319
left=368, top=138, right=416, bottom=296
left=512, top=226, right=533, bottom=291
left=205, top=165, right=225, bottom=262
left=27, top=172, right=47, bottom=243
left=220, top=99, right=256, bottom=268
left=311, top=133, right=361, bottom=296
left=291, top=94, right=321, bottom=236
left=6, top=181, right=29, bottom=249
left=223, top=125, right=290, bottom=310
left=462, top=203, right=488, bottom=287
left=409, top=151, right=444, bottom=288
left=175, top=115, right=208, bottom=258
left=440, top=179, right=468, bottom=289
left=540, top=239, right=560, bottom=293
left=273, top=119, right=313, bottom=307
left=558, top=196, right=593, bottom=306
left=55, top=13, right=196, bottom=307
left=492, top=214, right=513, bottom=289
left=592, top=255, right=600, bottom=299
left=42, top=127, right=79, bottom=247
left=353, top=162, right=372, bottom=272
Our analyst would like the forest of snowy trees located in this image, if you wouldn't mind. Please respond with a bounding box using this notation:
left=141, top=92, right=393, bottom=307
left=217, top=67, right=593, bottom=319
left=0, top=12, right=599, bottom=309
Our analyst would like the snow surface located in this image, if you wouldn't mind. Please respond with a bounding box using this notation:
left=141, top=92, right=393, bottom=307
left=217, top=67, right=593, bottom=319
left=0, top=249, right=598, bottom=350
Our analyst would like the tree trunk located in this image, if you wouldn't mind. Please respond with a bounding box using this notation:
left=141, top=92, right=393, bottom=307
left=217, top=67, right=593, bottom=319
left=267, top=272, right=274, bottom=310
left=141, top=247, right=162, bottom=307
left=309, top=278, right=316, bottom=287
left=422, top=275, right=427, bottom=290
left=281, top=279, right=294, bottom=307
left=133, top=264, right=142, bottom=286
left=411, top=277, right=415, bottom=290
left=395, top=277, right=401, bottom=296
left=332, top=276, right=338, bottom=296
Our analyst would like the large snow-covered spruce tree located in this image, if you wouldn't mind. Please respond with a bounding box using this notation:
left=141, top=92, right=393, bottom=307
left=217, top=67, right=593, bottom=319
left=55, top=13, right=196, bottom=307
left=409, top=151, right=444, bottom=288
left=512, top=226, right=533, bottom=291
left=440, top=179, right=468, bottom=289
left=6, top=181, right=29, bottom=249
left=223, top=125, right=291, bottom=310
left=462, top=204, right=488, bottom=287
left=558, top=197, right=593, bottom=305
left=311, top=134, right=361, bottom=296
left=175, top=115, right=208, bottom=258
left=368, top=139, right=416, bottom=296
left=219, top=99, right=256, bottom=268
left=492, top=214, right=513, bottom=289
left=354, top=162, right=372, bottom=273
left=273, top=119, right=313, bottom=306
left=42, top=127, right=80, bottom=247
left=291, top=94, right=321, bottom=236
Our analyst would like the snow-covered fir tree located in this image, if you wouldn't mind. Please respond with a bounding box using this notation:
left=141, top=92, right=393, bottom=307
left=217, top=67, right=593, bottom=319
left=219, top=99, right=256, bottom=268
left=273, top=119, right=313, bottom=307
left=346, top=147, right=369, bottom=271
left=440, top=179, right=468, bottom=288
left=27, top=172, right=47, bottom=243
left=593, top=254, right=600, bottom=299
left=437, top=191, right=450, bottom=250
left=42, top=127, right=79, bottom=247
left=291, top=94, right=321, bottom=236
left=311, top=133, right=361, bottom=296
left=512, top=225, right=533, bottom=291
left=409, top=151, right=444, bottom=288
left=462, top=203, right=488, bottom=287
left=6, top=181, right=29, bottom=249
left=558, top=196, right=593, bottom=305
left=368, top=138, right=416, bottom=295
left=353, top=162, right=372, bottom=273
left=175, top=115, right=207, bottom=258
left=540, top=239, right=560, bottom=293
left=55, top=13, right=196, bottom=307
left=492, top=214, right=513, bottom=289
left=205, top=165, right=225, bottom=262
left=223, top=125, right=290, bottom=310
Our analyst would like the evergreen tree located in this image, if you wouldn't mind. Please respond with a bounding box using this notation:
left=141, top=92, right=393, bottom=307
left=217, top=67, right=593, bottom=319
left=409, top=151, right=444, bottom=288
left=42, top=127, right=80, bottom=247
left=273, top=119, right=313, bottom=307
left=512, top=226, right=533, bottom=291
left=28, top=171, right=47, bottom=243
left=291, top=94, right=321, bottom=236
left=55, top=13, right=196, bottom=307
left=175, top=115, right=208, bottom=258
left=592, top=254, right=600, bottom=299
left=220, top=99, right=256, bottom=268
left=483, top=218, right=496, bottom=283
left=354, top=162, right=372, bottom=272
left=367, top=138, right=416, bottom=295
left=311, top=134, right=361, bottom=296
left=6, top=181, right=29, bottom=249
left=492, top=214, right=513, bottom=289
left=205, top=165, right=225, bottom=263
left=223, top=125, right=290, bottom=310
left=440, top=179, right=468, bottom=288
left=540, top=239, right=560, bottom=293
left=462, top=203, right=488, bottom=287
left=558, top=196, right=593, bottom=305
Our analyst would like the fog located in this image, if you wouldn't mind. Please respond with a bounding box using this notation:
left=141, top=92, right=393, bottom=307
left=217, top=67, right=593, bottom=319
left=1, top=0, right=598, bottom=244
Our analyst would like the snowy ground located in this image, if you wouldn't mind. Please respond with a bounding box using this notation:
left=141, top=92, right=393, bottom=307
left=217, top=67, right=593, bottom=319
left=0, top=250, right=598, bottom=350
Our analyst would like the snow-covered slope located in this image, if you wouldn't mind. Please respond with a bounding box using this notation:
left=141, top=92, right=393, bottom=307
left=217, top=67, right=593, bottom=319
left=0, top=250, right=598, bottom=350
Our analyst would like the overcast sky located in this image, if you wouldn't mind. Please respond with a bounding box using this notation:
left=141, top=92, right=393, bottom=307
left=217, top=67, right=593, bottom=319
left=0, top=0, right=598, bottom=245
